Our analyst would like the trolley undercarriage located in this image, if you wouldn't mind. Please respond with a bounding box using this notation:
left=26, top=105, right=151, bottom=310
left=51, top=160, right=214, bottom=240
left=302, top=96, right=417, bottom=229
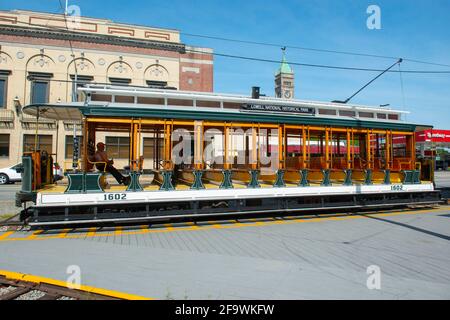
left=22, top=188, right=441, bottom=228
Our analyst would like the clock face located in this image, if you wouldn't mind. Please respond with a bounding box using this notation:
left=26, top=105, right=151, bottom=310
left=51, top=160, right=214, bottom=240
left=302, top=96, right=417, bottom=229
left=284, top=90, right=292, bottom=98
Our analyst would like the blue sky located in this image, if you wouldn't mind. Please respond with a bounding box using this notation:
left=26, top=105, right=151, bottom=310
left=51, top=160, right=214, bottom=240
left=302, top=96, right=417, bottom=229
left=1, top=0, right=449, bottom=128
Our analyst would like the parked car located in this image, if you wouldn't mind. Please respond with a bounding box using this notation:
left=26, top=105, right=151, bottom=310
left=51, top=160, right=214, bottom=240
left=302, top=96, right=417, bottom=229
left=0, top=163, right=22, bottom=184
left=0, top=163, right=63, bottom=185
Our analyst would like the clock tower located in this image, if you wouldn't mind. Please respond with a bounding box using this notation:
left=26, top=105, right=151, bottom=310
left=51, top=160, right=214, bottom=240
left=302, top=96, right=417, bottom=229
left=275, top=48, right=294, bottom=99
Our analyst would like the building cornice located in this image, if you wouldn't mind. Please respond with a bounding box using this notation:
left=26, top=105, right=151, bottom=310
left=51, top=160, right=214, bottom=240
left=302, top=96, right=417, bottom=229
left=0, top=24, right=186, bottom=54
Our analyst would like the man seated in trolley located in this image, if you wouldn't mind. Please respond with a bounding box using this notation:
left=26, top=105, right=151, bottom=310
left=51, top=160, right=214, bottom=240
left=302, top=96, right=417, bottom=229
left=15, top=84, right=439, bottom=227
left=92, top=142, right=131, bottom=186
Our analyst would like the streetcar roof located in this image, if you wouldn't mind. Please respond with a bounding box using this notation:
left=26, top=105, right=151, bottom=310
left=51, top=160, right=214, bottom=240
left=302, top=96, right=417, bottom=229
left=23, top=103, right=84, bottom=121
left=22, top=85, right=433, bottom=131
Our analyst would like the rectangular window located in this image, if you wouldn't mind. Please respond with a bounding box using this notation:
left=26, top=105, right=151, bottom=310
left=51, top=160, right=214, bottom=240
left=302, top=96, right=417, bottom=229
left=23, top=134, right=53, bottom=154
left=339, top=110, right=356, bottom=117
left=65, top=135, right=83, bottom=159
left=319, top=109, right=337, bottom=115
left=109, top=78, right=131, bottom=86
left=0, top=134, right=9, bottom=157
left=31, top=81, right=49, bottom=104
left=388, top=114, right=399, bottom=120
left=0, top=77, right=7, bottom=108
left=146, top=80, right=167, bottom=87
left=377, top=113, right=387, bottom=119
left=105, top=136, right=130, bottom=159
left=143, top=137, right=164, bottom=159
left=359, top=112, right=374, bottom=118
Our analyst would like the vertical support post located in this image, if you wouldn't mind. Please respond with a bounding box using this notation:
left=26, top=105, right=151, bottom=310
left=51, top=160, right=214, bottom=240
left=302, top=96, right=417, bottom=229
left=224, top=124, right=230, bottom=170
left=366, top=129, right=372, bottom=170
left=321, top=169, right=331, bottom=186
left=220, top=170, right=233, bottom=189
left=130, top=120, right=137, bottom=171
left=376, top=133, right=380, bottom=158
left=301, top=126, right=307, bottom=169
left=155, top=129, right=159, bottom=170
left=278, top=125, right=283, bottom=170
left=126, top=171, right=143, bottom=191
left=346, top=128, right=351, bottom=170
left=307, top=126, right=311, bottom=169
left=194, top=120, right=204, bottom=170
left=364, top=169, right=373, bottom=185
left=330, top=128, right=333, bottom=170
left=82, top=118, right=88, bottom=171
left=192, top=121, right=204, bottom=189
left=161, top=121, right=174, bottom=191
left=251, top=126, right=257, bottom=170
left=248, top=169, right=260, bottom=188
left=337, top=134, right=341, bottom=156
left=325, top=128, right=330, bottom=170
left=343, top=169, right=352, bottom=186
left=72, top=121, right=79, bottom=171
left=299, top=169, right=309, bottom=187
left=384, top=130, right=392, bottom=185
left=406, top=134, right=415, bottom=170
left=163, top=121, right=173, bottom=170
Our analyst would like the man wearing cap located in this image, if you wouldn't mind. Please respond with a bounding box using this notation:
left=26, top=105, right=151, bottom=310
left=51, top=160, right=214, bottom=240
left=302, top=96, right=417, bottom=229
left=93, top=142, right=131, bottom=185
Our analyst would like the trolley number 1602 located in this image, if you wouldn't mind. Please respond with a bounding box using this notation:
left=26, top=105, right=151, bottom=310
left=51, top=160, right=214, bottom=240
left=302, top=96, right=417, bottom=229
left=103, top=193, right=127, bottom=201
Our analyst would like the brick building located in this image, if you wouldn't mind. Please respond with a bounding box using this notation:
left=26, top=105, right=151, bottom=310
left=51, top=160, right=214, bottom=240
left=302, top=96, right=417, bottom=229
left=0, top=10, right=213, bottom=170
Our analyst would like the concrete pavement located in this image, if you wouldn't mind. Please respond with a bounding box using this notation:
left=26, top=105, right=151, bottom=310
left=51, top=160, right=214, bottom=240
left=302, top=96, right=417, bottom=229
left=1, top=207, right=449, bottom=299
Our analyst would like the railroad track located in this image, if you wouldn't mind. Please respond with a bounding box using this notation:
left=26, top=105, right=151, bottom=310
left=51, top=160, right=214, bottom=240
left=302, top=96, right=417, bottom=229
left=0, top=275, right=122, bottom=300
left=0, top=271, right=150, bottom=300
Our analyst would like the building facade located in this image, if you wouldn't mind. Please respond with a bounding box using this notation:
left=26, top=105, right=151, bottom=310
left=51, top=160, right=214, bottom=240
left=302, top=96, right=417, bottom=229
left=0, top=10, right=213, bottom=169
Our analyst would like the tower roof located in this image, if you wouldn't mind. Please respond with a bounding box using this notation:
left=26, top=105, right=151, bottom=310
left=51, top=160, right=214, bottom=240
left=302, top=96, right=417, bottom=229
left=277, top=50, right=293, bottom=75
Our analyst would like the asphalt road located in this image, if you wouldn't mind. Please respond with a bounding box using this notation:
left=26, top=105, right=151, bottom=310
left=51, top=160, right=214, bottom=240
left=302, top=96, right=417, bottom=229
left=0, top=184, right=20, bottom=201
left=1, top=207, right=449, bottom=299
left=435, top=171, right=450, bottom=188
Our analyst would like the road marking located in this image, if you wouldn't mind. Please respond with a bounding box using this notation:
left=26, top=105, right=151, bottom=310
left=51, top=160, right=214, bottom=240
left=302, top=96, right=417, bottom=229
left=0, top=231, right=14, bottom=241
left=0, top=207, right=447, bottom=243
left=114, top=226, right=123, bottom=236
left=163, top=223, right=175, bottom=231
left=0, top=269, right=153, bottom=300
left=58, top=229, right=71, bottom=238
left=86, top=227, right=97, bottom=237
left=26, top=230, right=43, bottom=240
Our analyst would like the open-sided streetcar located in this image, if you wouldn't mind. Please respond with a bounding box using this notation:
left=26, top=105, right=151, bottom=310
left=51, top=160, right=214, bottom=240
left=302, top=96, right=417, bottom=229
left=16, top=85, right=440, bottom=227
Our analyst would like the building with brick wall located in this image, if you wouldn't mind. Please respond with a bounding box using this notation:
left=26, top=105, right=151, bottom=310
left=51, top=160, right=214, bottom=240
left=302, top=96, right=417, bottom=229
left=0, top=10, right=213, bottom=172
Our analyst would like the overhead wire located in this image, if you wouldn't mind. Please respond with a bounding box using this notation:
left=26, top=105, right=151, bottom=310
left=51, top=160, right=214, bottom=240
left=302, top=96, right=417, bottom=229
left=5, top=18, right=450, bottom=75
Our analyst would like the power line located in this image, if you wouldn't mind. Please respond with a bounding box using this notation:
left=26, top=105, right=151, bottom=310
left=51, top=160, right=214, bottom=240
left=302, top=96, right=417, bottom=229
left=182, top=32, right=450, bottom=68
left=184, top=48, right=450, bottom=74
left=182, top=32, right=399, bottom=60
left=5, top=18, right=450, bottom=74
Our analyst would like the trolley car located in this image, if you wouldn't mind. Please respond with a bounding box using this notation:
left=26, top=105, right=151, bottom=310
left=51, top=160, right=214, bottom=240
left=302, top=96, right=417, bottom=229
left=16, top=85, right=440, bottom=227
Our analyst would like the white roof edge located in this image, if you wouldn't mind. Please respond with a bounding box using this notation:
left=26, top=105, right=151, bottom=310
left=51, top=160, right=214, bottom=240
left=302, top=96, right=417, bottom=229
left=85, top=102, right=420, bottom=125
left=80, top=85, right=409, bottom=114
